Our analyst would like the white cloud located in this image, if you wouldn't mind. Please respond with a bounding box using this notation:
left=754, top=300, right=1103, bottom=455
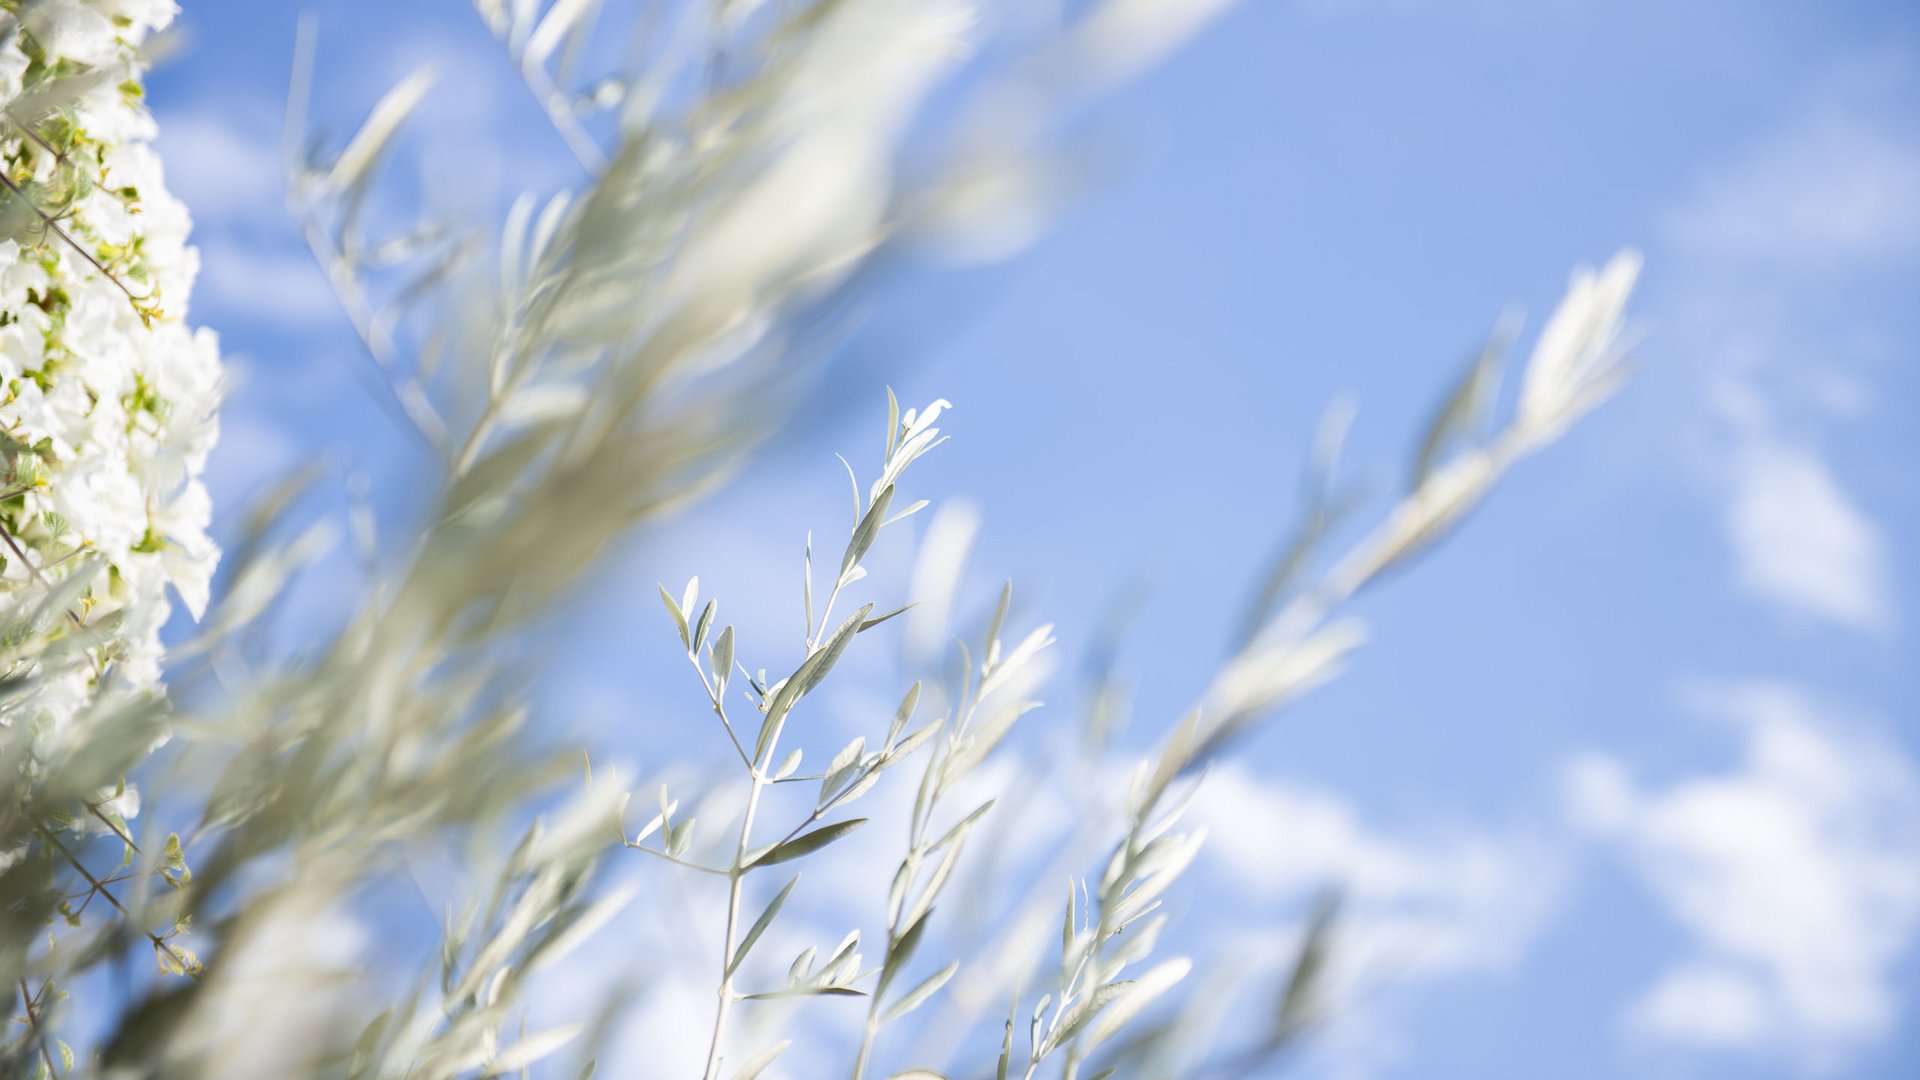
left=152, top=107, right=284, bottom=228
left=1189, top=763, right=1562, bottom=998
left=1657, top=72, right=1908, bottom=637
left=1724, top=436, right=1891, bottom=634
left=151, top=103, right=343, bottom=327
left=194, top=239, right=342, bottom=326
left=1563, top=681, right=1920, bottom=1067
left=1667, top=111, right=1920, bottom=264
left=1628, top=962, right=1769, bottom=1048
left=1172, top=766, right=1567, bottom=1078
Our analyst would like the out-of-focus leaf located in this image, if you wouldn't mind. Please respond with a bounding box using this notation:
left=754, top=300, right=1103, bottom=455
left=727, top=1039, right=790, bottom=1080
left=327, top=68, right=435, bottom=191
left=1412, top=329, right=1508, bottom=490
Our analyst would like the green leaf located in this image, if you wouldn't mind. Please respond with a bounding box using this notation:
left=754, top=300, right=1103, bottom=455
left=756, top=604, right=874, bottom=760
left=327, top=69, right=435, bottom=192
left=824, top=767, right=882, bottom=812
left=659, top=583, right=689, bottom=648
left=750, top=818, right=867, bottom=868
left=1040, top=979, right=1133, bottom=1058
left=693, top=599, right=717, bottom=654
left=842, top=485, right=894, bottom=577
left=884, top=499, right=931, bottom=527
left=741, top=985, right=866, bottom=1000
left=985, top=581, right=1012, bottom=658
left=489, top=1025, right=582, bottom=1073
left=886, top=682, right=922, bottom=746
left=1270, top=888, right=1341, bottom=1049
left=1083, top=958, right=1192, bottom=1053
left=787, top=945, right=817, bottom=986
left=632, top=798, right=675, bottom=846
left=523, top=0, right=597, bottom=69
left=997, top=1000, right=1015, bottom=1080
left=667, top=818, right=695, bottom=858
left=711, top=625, right=736, bottom=693
left=803, top=534, right=815, bottom=642
left=886, top=722, right=942, bottom=765
left=879, top=908, right=930, bottom=998
left=883, top=962, right=958, bottom=1025
left=859, top=601, right=919, bottom=634
left=885, top=386, right=901, bottom=460
left=819, top=736, right=867, bottom=806
left=730, top=876, right=799, bottom=975
left=1063, top=880, right=1077, bottom=958
left=1413, top=330, right=1507, bottom=490
left=931, top=800, right=995, bottom=855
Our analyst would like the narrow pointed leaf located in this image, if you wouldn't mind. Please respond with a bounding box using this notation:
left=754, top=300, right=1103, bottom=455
left=749, top=818, right=868, bottom=868
left=730, top=876, right=799, bottom=975
left=883, top=962, right=959, bottom=1025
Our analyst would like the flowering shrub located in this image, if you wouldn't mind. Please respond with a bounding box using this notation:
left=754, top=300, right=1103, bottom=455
left=0, top=0, right=219, bottom=758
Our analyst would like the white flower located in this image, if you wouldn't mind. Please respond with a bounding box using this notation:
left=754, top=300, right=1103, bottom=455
left=0, top=1, right=223, bottom=755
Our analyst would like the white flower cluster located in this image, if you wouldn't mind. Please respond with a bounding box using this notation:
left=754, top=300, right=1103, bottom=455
left=0, top=0, right=220, bottom=736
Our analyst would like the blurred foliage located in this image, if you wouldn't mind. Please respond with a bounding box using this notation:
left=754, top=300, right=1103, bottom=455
left=0, top=1, right=1642, bottom=1077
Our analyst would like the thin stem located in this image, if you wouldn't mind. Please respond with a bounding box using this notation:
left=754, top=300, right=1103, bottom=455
left=450, top=394, right=506, bottom=477
left=702, top=763, right=769, bottom=1080
left=851, top=1010, right=879, bottom=1080
left=0, top=172, right=148, bottom=314
left=858, top=671, right=994, bottom=1078
left=6, top=114, right=68, bottom=166
left=34, top=824, right=195, bottom=976
left=850, top=907, right=899, bottom=1079
left=515, top=57, right=606, bottom=174
left=624, top=841, right=727, bottom=877
left=18, top=978, right=58, bottom=1077
left=297, top=218, right=449, bottom=455
left=767, top=805, right=824, bottom=854
left=0, top=519, right=83, bottom=628
left=812, top=575, right=846, bottom=650
left=85, top=801, right=139, bottom=853
left=687, top=653, right=753, bottom=770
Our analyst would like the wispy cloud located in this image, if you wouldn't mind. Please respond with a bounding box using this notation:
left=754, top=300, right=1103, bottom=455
left=1193, top=764, right=1560, bottom=966
left=153, top=101, right=343, bottom=328
left=194, top=241, right=343, bottom=327
left=1723, top=430, right=1891, bottom=634
left=1187, top=764, right=1564, bottom=1073
left=1563, top=681, right=1920, bottom=1068
left=1693, top=364, right=1892, bottom=634
left=1666, top=109, right=1920, bottom=265
left=152, top=106, right=285, bottom=228
left=1658, top=65, right=1910, bottom=636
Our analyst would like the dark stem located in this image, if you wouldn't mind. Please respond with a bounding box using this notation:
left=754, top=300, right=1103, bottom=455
left=33, top=823, right=195, bottom=976
left=0, top=171, right=148, bottom=312
left=6, top=113, right=69, bottom=166
left=18, top=977, right=59, bottom=1077
left=0, top=519, right=83, bottom=628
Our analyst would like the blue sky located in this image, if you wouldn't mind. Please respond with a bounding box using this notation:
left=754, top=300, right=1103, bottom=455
left=143, top=1, right=1918, bottom=1077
